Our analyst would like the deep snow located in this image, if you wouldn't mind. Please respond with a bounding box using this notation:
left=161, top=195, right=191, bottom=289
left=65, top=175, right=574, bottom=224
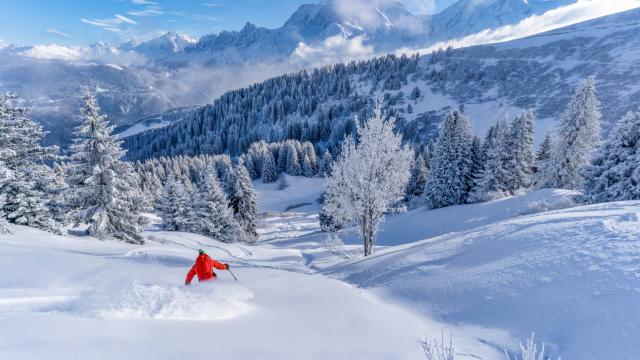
left=1, top=176, right=639, bottom=359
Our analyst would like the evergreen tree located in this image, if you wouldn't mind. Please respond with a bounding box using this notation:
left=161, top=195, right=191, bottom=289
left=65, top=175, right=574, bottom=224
left=319, top=150, right=333, bottom=176
left=158, top=179, right=190, bottom=231
left=509, top=110, right=535, bottom=191
left=424, top=109, right=474, bottom=208
left=470, top=119, right=512, bottom=202
left=286, top=143, right=301, bottom=176
left=261, top=152, right=278, bottom=183
left=302, top=154, right=315, bottom=177
left=0, top=93, right=60, bottom=233
left=230, top=164, right=258, bottom=242
left=67, top=94, right=145, bottom=243
left=0, top=162, right=12, bottom=233
left=531, top=132, right=553, bottom=189
left=582, top=111, right=640, bottom=202
left=539, top=77, right=601, bottom=189
left=191, top=171, right=237, bottom=242
left=405, top=154, right=428, bottom=199
left=533, top=133, right=553, bottom=178
left=468, top=136, right=484, bottom=192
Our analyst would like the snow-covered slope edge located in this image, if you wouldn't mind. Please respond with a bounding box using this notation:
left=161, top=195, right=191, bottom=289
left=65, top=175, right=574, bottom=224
left=325, top=200, right=640, bottom=359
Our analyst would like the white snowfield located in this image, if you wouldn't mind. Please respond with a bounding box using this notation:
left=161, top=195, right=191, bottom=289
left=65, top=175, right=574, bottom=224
left=1, top=177, right=639, bottom=359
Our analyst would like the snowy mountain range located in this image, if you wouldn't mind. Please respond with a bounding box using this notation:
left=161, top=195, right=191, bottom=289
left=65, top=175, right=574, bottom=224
left=123, top=6, right=640, bottom=161
left=0, top=0, right=630, bottom=145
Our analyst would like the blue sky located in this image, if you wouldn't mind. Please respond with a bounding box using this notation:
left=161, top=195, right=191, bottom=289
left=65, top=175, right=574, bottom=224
left=0, top=0, right=458, bottom=46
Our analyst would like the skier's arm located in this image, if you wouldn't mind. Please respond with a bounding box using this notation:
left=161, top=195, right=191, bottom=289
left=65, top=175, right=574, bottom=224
left=211, top=259, right=229, bottom=270
left=185, top=265, right=197, bottom=285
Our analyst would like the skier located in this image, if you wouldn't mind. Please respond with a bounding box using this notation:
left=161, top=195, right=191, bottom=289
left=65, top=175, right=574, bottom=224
left=185, top=249, right=230, bottom=285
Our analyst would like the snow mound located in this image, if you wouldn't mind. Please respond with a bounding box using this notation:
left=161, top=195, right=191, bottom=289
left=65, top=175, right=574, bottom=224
left=326, top=200, right=640, bottom=359
left=99, top=281, right=254, bottom=320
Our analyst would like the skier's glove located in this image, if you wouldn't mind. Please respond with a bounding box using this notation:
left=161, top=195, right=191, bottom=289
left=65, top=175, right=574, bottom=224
left=224, top=263, right=230, bottom=270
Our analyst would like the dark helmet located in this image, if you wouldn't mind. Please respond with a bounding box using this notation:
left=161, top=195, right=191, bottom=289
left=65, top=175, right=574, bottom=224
left=198, top=249, right=205, bottom=255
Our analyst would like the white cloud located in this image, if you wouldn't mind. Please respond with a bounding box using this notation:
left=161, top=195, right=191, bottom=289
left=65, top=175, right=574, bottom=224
left=46, top=28, right=72, bottom=38
left=399, top=0, right=640, bottom=54
left=81, top=14, right=137, bottom=28
left=292, top=35, right=375, bottom=68
left=131, top=0, right=158, bottom=4
left=203, top=2, right=223, bottom=7
left=128, top=5, right=164, bottom=16
left=20, top=44, right=83, bottom=61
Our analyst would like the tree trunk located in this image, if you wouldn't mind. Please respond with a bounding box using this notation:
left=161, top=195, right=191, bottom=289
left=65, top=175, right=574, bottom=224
left=362, top=214, right=374, bottom=256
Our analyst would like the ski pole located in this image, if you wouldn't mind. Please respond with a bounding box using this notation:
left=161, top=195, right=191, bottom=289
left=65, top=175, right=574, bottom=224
left=228, top=268, right=239, bottom=282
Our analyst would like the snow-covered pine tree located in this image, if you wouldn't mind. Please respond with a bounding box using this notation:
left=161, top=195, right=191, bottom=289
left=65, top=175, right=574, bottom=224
left=319, top=150, right=333, bottom=176
left=302, top=154, right=315, bottom=177
left=191, top=171, right=237, bottom=242
left=469, top=136, right=484, bottom=192
left=509, top=110, right=535, bottom=191
left=285, top=143, right=301, bottom=176
left=539, top=76, right=602, bottom=189
left=158, top=178, right=191, bottom=231
left=0, top=161, right=12, bottom=234
left=324, top=104, right=413, bottom=256
left=261, top=152, right=278, bottom=183
left=0, top=93, right=60, bottom=233
left=582, top=111, right=640, bottom=202
left=67, top=94, right=145, bottom=244
left=470, top=118, right=512, bottom=202
left=532, top=133, right=553, bottom=184
left=424, top=109, right=474, bottom=208
left=229, top=164, right=258, bottom=242
left=405, top=154, right=428, bottom=200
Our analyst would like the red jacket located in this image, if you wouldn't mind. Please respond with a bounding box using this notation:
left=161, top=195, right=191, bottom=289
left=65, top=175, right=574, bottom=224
left=185, top=254, right=227, bottom=285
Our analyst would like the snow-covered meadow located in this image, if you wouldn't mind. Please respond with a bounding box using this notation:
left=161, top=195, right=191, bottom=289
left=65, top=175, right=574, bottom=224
left=2, top=176, right=639, bottom=359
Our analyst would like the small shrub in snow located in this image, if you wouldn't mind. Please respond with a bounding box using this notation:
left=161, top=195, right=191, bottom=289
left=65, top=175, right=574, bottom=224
left=421, top=333, right=455, bottom=360
left=504, top=333, right=558, bottom=360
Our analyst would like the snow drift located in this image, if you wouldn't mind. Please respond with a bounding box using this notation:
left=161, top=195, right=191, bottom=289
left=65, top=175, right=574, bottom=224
left=99, top=281, right=254, bottom=320
left=326, top=200, right=640, bottom=359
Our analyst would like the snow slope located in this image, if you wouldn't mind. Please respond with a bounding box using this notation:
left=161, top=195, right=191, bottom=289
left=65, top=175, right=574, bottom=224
left=326, top=201, right=640, bottom=359
left=0, top=224, right=453, bottom=359
left=2, top=176, right=638, bottom=358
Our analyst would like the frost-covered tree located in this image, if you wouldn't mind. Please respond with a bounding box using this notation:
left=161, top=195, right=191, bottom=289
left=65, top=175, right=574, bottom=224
left=67, top=94, right=145, bottom=243
left=191, top=171, right=237, bottom=241
left=324, top=105, right=413, bottom=256
left=532, top=133, right=553, bottom=184
left=230, top=164, right=258, bottom=242
left=405, top=154, right=428, bottom=199
left=582, top=111, right=640, bottom=202
left=0, top=93, right=60, bottom=233
left=539, top=77, right=601, bottom=189
left=261, top=153, right=278, bottom=183
left=470, top=119, right=512, bottom=202
left=424, top=109, right=474, bottom=208
left=508, top=110, right=535, bottom=191
left=319, top=150, right=333, bottom=176
left=158, top=178, right=190, bottom=231
left=285, top=143, right=301, bottom=176
left=0, top=162, right=12, bottom=234
left=302, top=154, right=315, bottom=177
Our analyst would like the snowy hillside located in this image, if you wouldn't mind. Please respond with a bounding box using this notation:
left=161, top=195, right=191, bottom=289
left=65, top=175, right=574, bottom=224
left=3, top=173, right=638, bottom=358
left=326, top=200, right=640, bottom=359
